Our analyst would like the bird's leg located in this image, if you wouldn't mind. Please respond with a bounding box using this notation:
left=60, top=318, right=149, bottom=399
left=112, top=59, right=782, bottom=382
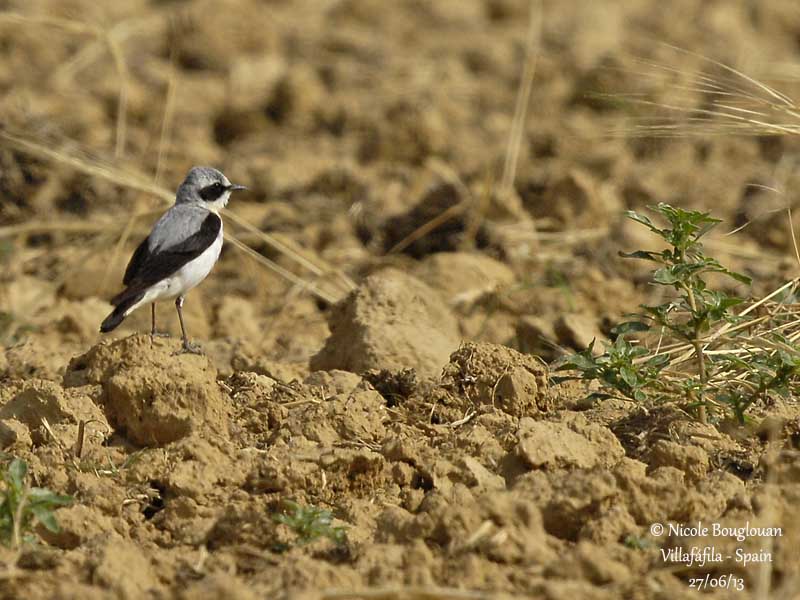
left=150, top=304, right=170, bottom=341
left=174, top=296, right=202, bottom=354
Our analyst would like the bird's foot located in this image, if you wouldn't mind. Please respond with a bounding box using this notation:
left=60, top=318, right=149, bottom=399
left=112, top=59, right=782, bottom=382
left=174, top=340, right=203, bottom=355
left=149, top=330, right=171, bottom=341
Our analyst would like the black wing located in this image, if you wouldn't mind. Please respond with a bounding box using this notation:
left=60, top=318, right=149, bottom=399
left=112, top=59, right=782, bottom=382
left=116, top=213, right=221, bottom=296
left=123, top=236, right=151, bottom=285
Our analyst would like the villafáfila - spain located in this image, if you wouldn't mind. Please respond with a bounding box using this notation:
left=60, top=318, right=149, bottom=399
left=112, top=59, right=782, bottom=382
left=661, top=546, right=773, bottom=568
left=670, top=521, right=782, bottom=542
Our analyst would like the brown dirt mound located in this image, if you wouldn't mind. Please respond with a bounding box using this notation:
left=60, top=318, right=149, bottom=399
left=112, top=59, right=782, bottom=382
left=436, top=342, right=551, bottom=418
left=65, top=335, right=229, bottom=446
left=311, top=269, right=461, bottom=378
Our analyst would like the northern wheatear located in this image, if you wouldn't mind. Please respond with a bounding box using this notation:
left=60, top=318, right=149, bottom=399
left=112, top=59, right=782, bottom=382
left=100, top=166, right=246, bottom=353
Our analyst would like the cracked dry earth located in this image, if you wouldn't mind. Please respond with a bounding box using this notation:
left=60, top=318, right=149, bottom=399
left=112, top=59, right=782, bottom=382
left=2, top=0, right=800, bottom=598
left=1, top=287, right=799, bottom=599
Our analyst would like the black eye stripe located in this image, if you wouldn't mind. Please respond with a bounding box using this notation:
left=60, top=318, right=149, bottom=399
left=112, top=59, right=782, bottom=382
left=199, top=182, right=226, bottom=201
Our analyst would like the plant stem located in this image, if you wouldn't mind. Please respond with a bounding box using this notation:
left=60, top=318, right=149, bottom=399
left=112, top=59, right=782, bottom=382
left=683, top=282, right=708, bottom=423
left=11, top=491, right=26, bottom=551
left=8, top=485, right=29, bottom=577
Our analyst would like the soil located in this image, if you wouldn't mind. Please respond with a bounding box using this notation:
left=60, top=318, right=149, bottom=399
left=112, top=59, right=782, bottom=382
left=2, top=0, right=800, bottom=598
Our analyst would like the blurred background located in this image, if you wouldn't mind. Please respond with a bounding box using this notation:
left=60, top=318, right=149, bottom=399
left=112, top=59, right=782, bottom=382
left=2, top=0, right=800, bottom=378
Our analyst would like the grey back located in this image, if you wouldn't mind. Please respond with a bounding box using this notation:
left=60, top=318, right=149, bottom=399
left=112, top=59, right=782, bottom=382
left=148, top=204, right=216, bottom=252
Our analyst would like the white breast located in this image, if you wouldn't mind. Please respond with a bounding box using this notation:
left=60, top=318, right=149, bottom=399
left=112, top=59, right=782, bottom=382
left=170, top=228, right=223, bottom=296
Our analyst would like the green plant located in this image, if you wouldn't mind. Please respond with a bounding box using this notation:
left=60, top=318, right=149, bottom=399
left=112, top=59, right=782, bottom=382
left=563, top=336, right=670, bottom=403
left=0, top=458, right=72, bottom=548
left=273, top=500, right=347, bottom=548
left=623, top=533, right=653, bottom=550
left=556, top=202, right=800, bottom=424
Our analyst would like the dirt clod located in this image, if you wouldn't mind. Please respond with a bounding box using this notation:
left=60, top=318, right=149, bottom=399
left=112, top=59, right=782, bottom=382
left=647, top=439, right=710, bottom=482
left=516, top=416, right=625, bottom=471
left=90, top=535, right=162, bottom=599
left=413, top=252, right=515, bottom=302
left=311, top=269, right=461, bottom=378
left=0, top=379, right=107, bottom=446
left=0, top=418, right=31, bottom=449
left=68, top=336, right=229, bottom=446
left=439, top=342, right=551, bottom=417
left=380, top=182, right=488, bottom=257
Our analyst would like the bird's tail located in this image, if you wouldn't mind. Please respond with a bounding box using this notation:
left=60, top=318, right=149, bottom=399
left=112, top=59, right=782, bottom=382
left=100, top=289, right=145, bottom=333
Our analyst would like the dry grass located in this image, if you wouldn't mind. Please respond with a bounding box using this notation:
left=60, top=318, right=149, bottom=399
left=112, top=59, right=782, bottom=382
left=611, top=49, right=800, bottom=419
left=103, top=43, right=175, bottom=292
left=0, top=13, right=157, bottom=158
left=624, top=268, right=800, bottom=421
left=498, top=0, right=542, bottom=202
left=612, top=44, right=800, bottom=138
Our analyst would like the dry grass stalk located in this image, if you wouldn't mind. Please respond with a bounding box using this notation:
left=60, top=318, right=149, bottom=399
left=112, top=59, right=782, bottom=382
left=498, top=0, right=542, bottom=204
left=103, top=52, right=177, bottom=290
left=612, top=44, right=800, bottom=138
left=0, top=13, right=137, bottom=157
left=104, top=30, right=129, bottom=158
left=386, top=203, right=465, bottom=255
left=0, top=221, right=116, bottom=237
left=386, top=160, right=475, bottom=255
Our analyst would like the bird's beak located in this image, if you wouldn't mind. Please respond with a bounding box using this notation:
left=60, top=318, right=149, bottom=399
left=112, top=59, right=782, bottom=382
left=228, top=184, right=247, bottom=192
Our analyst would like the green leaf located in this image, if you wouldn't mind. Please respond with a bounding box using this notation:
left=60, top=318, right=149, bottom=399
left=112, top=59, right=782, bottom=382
left=8, top=459, right=27, bottom=491
left=652, top=267, right=679, bottom=285
left=625, top=210, right=657, bottom=231
left=556, top=353, right=596, bottom=372
left=619, top=250, right=661, bottom=262
left=718, top=296, right=744, bottom=310
left=612, top=335, right=629, bottom=353
left=612, top=321, right=651, bottom=335
left=628, top=346, right=650, bottom=358
left=29, top=506, right=60, bottom=533
left=28, top=488, right=72, bottom=507
left=619, top=366, right=639, bottom=388
left=724, top=270, right=752, bottom=285
left=273, top=500, right=346, bottom=547
left=645, top=353, right=671, bottom=369
left=696, top=218, right=721, bottom=238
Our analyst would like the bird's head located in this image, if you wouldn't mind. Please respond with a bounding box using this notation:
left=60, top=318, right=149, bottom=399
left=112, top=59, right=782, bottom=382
left=176, top=166, right=246, bottom=212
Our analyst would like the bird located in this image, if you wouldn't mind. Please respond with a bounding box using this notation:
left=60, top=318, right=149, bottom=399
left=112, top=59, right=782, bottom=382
left=100, top=166, right=246, bottom=353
